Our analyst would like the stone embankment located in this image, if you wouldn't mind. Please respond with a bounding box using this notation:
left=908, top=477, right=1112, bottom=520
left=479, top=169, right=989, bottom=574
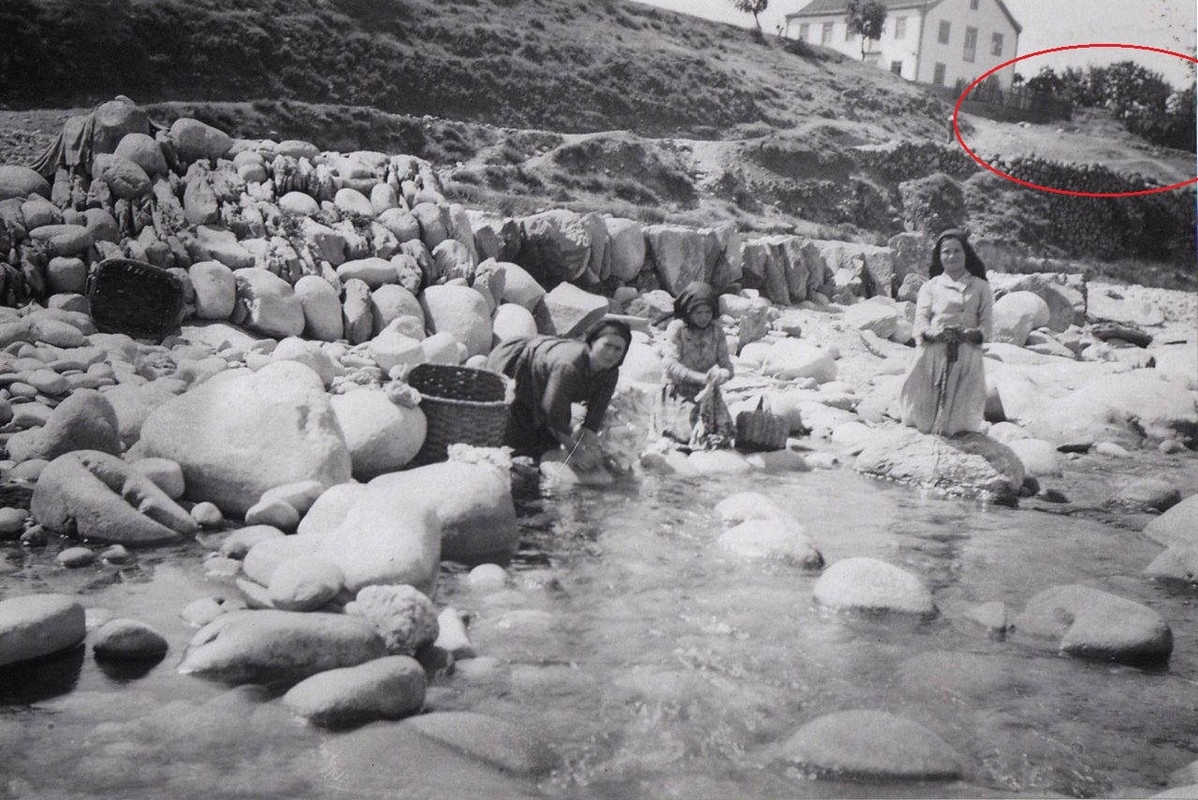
left=0, top=98, right=1194, bottom=786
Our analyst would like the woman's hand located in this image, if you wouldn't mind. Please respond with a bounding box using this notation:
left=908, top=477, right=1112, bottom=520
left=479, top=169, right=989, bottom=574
left=705, top=366, right=732, bottom=386
left=567, top=428, right=604, bottom=471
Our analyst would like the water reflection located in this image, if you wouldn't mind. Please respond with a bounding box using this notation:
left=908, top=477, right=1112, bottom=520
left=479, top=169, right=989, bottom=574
left=0, top=645, right=84, bottom=704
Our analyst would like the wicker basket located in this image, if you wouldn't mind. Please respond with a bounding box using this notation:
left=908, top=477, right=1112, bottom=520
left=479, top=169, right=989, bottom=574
left=87, top=258, right=184, bottom=339
left=735, top=397, right=789, bottom=453
left=409, top=363, right=513, bottom=465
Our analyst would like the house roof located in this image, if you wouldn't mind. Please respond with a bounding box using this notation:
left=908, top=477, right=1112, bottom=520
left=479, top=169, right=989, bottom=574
left=786, top=0, right=1023, bottom=35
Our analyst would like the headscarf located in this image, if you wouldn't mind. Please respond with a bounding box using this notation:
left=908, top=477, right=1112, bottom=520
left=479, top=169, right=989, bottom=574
left=583, top=318, right=633, bottom=368
left=673, top=281, right=717, bottom=327
left=929, top=228, right=988, bottom=281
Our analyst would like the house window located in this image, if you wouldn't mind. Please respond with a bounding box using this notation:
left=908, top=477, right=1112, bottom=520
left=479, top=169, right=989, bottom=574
left=894, top=16, right=907, bottom=39
left=970, top=0, right=979, bottom=8
left=992, top=32, right=1004, bottom=56
left=799, top=23, right=810, bottom=40
left=938, top=20, right=951, bottom=44
left=890, top=60, right=903, bottom=76
left=933, top=63, right=947, bottom=85
left=963, top=26, right=977, bottom=62
left=821, top=21, right=834, bottom=45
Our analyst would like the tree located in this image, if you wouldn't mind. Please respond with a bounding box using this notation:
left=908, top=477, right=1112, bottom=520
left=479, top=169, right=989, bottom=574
left=846, top=0, right=886, bottom=60
left=730, top=0, right=768, bottom=33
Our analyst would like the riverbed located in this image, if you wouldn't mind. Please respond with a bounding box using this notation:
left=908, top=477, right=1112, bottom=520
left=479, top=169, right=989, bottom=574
left=1, top=447, right=1196, bottom=799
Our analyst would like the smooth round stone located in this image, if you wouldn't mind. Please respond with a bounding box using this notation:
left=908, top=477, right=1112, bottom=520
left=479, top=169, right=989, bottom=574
left=100, top=545, right=132, bottom=565
left=19, top=526, right=47, bottom=547
left=11, top=403, right=52, bottom=428
left=217, top=525, right=286, bottom=559
left=0, top=594, right=86, bottom=667
left=267, top=556, right=344, bottom=612
left=713, top=492, right=791, bottom=525
left=26, top=370, right=68, bottom=396
left=191, top=501, right=224, bottom=527
left=92, top=618, right=169, bottom=660
left=774, top=710, right=962, bottom=781
left=8, top=383, right=37, bottom=399
left=813, top=557, right=936, bottom=617
left=1144, top=546, right=1198, bottom=584
left=244, top=499, right=300, bottom=532
left=130, top=458, right=186, bottom=500
left=283, top=655, right=426, bottom=727
left=717, top=519, right=823, bottom=568
left=467, top=563, right=508, bottom=592
left=1094, top=441, right=1133, bottom=458
left=181, top=597, right=227, bottom=628
left=0, top=507, right=28, bottom=538
left=1013, top=584, right=1172, bottom=666
left=9, top=459, right=48, bottom=481
left=57, top=547, right=95, bottom=568
left=400, top=711, right=559, bottom=776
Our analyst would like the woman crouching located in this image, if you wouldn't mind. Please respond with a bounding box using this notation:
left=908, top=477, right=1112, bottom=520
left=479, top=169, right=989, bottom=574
left=659, top=281, right=735, bottom=446
left=486, top=319, right=632, bottom=470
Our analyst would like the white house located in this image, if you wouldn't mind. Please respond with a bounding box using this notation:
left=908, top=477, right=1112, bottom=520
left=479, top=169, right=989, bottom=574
left=784, top=0, right=1022, bottom=90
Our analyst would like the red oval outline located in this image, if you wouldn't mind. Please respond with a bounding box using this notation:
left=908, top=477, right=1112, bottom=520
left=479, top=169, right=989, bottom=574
left=952, top=43, right=1198, bottom=198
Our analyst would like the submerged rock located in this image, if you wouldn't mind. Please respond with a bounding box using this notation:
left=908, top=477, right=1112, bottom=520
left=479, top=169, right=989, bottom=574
left=92, top=618, right=169, bottom=660
left=813, top=557, right=935, bottom=617
left=1143, top=495, right=1198, bottom=548
left=1013, top=584, right=1172, bottom=667
left=774, top=709, right=961, bottom=781
left=717, top=519, right=823, bottom=568
left=1109, top=478, right=1182, bottom=512
left=401, top=711, right=558, bottom=776
left=856, top=429, right=1024, bottom=505
left=283, top=655, right=426, bottom=727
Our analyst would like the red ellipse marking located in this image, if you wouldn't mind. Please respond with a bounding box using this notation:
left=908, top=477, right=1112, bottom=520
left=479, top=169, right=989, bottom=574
left=952, top=43, right=1198, bottom=198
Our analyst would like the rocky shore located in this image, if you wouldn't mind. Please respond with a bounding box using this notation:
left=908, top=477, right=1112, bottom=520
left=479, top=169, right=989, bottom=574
left=0, top=98, right=1195, bottom=797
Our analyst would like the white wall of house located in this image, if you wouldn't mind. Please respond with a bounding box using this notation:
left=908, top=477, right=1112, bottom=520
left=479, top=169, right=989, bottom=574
left=785, top=0, right=1019, bottom=89
left=915, top=0, right=1018, bottom=89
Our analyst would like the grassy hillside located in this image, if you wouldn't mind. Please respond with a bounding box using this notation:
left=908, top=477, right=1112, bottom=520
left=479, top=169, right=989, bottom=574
left=0, top=0, right=947, bottom=139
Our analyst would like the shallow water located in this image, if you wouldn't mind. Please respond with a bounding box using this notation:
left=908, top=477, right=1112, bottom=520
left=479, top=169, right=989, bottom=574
left=2, top=457, right=1198, bottom=799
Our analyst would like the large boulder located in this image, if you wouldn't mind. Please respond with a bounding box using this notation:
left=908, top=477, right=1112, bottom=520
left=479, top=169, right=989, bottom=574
left=188, top=225, right=254, bottom=270
left=368, top=462, right=517, bottom=565
left=371, top=284, right=423, bottom=334
left=1013, top=584, right=1172, bottom=666
left=643, top=224, right=708, bottom=295
left=234, top=269, right=305, bottom=339
left=293, top=482, right=441, bottom=595
left=774, top=710, right=961, bottom=781
left=1022, top=369, right=1198, bottom=449
left=133, top=361, right=352, bottom=515
left=517, top=209, right=590, bottom=285
left=536, top=282, right=609, bottom=337
left=813, top=557, right=936, bottom=616
left=991, top=291, right=1051, bottom=346
left=189, top=260, right=237, bottom=320
left=169, top=118, right=233, bottom=163
left=604, top=217, right=645, bottom=282
left=337, top=257, right=397, bottom=290
left=856, top=429, right=1024, bottom=504
left=90, top=153, right=152, bottom=201
left=420, top=285, right=492, bottom=358
left=178, top=610, right=387, bottom=684
left=0, top=165, right=51, bottom=201
left=330, top=388, right=427, bottom=480
left=0, top=594, right=86, bottom=668
left=6, top=389, right=121, bottom=463
left=989, top=272, right=1085, bottom=332
left=492, top=303, right=538, bottom=343
left=717, top=519, right=823, bottom=568
left=293, top=275, right=344, bottom=342
left=89, top=100, right=151, bottom=155
left=842, top=297, right=898, bottom=338
left=500, top=262, right=546, bottom=311
left=32, top=450, right=198, bottom=545
left=114, top=132, right=168, bottom=177
left=103, top=381, right=178, bottom=449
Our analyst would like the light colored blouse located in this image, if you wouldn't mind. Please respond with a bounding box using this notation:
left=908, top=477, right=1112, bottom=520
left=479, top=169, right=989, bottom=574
left=912, top=273, right=994, bottom=342
left=662, top=318, right=734, bottom=386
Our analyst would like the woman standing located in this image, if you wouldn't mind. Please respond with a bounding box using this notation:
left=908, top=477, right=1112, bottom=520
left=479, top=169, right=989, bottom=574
left=898, top=229, right=994, bottom=436
left=487, top=319, right=632, bottom=468
left=659, top=281, right=735, bottom=445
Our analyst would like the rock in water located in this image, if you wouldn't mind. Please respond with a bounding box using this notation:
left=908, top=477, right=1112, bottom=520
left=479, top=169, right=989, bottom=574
left=1013, top=584, right=1172, bottom=667
left=813, top=557, right=936, bottom=617
left=856, top=429, right=1024, bottom=505
left=283, top=655, right=426, bottom=727
left=0, top=594, right=85, bottom=667
left=92, top=618, right=169, bottom=660
left=178, top=610, right=387, bottom=684
left=401, top=711, right=559, bottom=776
left=367, top=462, right=517, bottom=566
left=133, top=361, right=352, bottom=516
left=717, top=519, right=823, bottom=568
left=774, top=710, right=961, bottom=781
left=330, top=388, right=427, bottom=480
left=1143, top=495, right=1198, bottom=548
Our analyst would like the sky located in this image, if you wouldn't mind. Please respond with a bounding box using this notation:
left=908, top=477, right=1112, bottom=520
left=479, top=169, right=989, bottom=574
left=633, top=0, right=1197, bottom=88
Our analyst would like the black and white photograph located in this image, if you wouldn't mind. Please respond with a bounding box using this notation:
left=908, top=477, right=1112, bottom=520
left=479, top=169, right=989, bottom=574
left=0, top=0, right=1194, bottom=797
